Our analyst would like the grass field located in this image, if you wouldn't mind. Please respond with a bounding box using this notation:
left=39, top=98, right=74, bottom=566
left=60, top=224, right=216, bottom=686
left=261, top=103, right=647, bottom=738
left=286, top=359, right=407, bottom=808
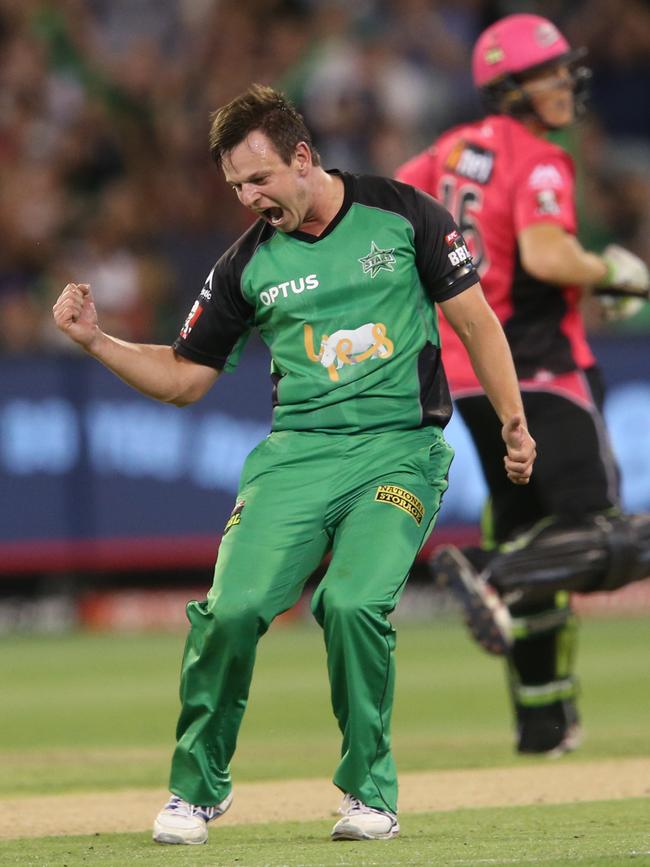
left=1, top=615, right=649, bottom=865
left=2, top=799, right=649, bottom=866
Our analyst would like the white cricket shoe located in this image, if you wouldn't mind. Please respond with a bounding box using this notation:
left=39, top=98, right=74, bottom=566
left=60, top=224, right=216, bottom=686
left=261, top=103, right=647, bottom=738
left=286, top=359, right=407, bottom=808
left=152, top=791, right=233, bottom=845
left=331, top=794, right=400, bottom=841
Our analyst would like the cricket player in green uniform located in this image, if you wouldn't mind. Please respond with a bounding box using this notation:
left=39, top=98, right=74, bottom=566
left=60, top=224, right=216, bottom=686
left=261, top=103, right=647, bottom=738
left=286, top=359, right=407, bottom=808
left=53, top=85, right=536, bottom=845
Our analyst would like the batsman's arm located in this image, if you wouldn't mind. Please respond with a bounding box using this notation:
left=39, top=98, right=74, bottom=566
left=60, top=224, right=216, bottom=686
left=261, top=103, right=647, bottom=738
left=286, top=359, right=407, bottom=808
left=518, top=225, right=650, bottom=298
left=52, top=283, right=219, bottom=406
left=518, top=223, right=607, bottom=287
left=439, top=282, right=536, bottom=485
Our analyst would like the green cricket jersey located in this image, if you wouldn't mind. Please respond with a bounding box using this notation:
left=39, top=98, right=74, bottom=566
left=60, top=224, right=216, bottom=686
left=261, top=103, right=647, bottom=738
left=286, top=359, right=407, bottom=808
left=173, top=171, right=478, bottom=433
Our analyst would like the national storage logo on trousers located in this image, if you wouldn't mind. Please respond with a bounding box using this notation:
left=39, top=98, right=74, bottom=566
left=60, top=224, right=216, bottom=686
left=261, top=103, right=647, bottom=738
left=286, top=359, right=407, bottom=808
left=374, top=484, right=424, bottom=525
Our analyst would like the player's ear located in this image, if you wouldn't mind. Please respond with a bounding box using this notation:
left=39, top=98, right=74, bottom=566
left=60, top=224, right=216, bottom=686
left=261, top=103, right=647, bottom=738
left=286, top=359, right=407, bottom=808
left=293, top=141, right=312, bottom=173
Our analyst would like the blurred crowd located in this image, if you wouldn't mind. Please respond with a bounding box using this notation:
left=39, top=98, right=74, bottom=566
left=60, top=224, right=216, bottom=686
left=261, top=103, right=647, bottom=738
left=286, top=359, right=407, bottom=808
left=2, top=0, right=650, bottom=355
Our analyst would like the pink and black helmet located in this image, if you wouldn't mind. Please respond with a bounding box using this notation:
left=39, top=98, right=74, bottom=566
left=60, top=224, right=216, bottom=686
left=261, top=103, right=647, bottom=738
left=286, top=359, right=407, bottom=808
left=472, top=14, right=589, bottom=120
left=473, top=14, right=574, bottom=88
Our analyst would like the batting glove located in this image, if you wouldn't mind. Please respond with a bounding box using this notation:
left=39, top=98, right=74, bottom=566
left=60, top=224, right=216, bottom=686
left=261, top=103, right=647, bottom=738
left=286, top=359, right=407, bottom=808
left=595, top=244, right=649, bottom=321
left=596, top=244, right=650, bottom=297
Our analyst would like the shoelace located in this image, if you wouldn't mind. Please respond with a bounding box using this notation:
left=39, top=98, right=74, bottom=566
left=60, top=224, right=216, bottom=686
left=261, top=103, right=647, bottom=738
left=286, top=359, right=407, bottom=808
left=165, top=794, right=218, bottom=822
left=340, top=794, right=391, bottom=817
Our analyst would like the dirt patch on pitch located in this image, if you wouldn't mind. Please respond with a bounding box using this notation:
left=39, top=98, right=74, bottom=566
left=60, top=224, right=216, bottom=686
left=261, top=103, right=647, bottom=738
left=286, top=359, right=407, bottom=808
left=1, top=758, right=649, bottom=839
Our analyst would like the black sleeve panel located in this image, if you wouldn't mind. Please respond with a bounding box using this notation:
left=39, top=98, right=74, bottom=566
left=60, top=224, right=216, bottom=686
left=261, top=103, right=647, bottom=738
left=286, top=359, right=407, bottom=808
left=172, top=220, right=271, bottom=369
left=350, top=173, right=479, bottom=304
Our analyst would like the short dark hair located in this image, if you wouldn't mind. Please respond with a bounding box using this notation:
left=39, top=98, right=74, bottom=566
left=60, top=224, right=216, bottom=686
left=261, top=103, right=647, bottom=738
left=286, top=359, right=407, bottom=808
left=209, top=83, right=320, bottom=168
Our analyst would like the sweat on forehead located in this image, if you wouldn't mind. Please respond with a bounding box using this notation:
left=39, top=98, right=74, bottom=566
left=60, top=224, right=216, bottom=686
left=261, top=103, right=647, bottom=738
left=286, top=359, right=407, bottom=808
left=222, top=133, right=283, bottom=178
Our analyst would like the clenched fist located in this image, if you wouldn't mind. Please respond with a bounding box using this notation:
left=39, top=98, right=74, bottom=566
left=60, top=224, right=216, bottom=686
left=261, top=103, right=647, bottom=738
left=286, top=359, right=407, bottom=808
left=501, top=415, right=536, bottom=485
left=52, top=283, right=100, bottom=350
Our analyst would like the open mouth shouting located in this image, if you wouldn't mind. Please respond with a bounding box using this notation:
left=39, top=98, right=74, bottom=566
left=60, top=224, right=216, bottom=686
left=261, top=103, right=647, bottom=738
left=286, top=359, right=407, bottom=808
left=261, top=206, right=285, bottom=226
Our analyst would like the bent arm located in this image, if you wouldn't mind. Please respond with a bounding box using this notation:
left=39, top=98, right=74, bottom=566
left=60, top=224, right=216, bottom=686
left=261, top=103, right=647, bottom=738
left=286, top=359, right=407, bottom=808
left=88, top=334, right=220, bottom=406
left=53, top=282, right=220, bottom=406
left=518, top=223, right=607, bottom=289
left=439, top=282, right=536, bottom=484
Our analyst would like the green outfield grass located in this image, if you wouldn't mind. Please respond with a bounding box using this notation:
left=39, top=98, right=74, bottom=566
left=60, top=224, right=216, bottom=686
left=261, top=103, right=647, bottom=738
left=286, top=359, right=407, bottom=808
left=1, top=615, right=648, bottom=796
left=0, top=800, right=648, bottom=866
left=1, top=615, right=649, bottom=865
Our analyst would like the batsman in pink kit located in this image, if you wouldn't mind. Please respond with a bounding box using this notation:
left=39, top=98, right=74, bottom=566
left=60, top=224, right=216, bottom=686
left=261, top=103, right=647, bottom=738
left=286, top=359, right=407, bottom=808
left=398, top=14, right=650, bottom=755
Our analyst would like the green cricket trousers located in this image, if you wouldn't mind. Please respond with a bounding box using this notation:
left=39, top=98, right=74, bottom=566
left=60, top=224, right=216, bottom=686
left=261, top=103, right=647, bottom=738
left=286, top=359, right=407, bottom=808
left=169, top=426, right=454, bottom=814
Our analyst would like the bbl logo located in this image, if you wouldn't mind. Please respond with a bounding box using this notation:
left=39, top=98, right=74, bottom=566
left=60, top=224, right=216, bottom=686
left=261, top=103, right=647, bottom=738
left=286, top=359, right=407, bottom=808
left=445, top=231, right=472, bottom=268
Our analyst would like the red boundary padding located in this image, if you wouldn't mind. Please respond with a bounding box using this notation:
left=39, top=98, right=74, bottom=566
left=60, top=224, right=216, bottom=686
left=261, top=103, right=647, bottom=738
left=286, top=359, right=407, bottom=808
left=0, top=527, right=481, bottom=575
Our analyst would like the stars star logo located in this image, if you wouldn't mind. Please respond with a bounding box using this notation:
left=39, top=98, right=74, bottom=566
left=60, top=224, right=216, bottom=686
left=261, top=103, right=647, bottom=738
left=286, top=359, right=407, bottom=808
left=359, top=241, right=396, bottom=278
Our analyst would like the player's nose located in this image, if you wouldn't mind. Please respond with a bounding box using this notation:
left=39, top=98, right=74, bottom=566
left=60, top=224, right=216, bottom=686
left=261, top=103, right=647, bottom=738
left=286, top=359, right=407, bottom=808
left=239, top=183, right=260, bottom=208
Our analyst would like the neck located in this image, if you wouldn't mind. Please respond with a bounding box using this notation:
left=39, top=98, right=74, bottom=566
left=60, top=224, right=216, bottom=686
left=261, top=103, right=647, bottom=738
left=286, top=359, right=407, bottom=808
left=298, top=169, right=344, bottom=236
left=521, top=115, right=549, bottom=138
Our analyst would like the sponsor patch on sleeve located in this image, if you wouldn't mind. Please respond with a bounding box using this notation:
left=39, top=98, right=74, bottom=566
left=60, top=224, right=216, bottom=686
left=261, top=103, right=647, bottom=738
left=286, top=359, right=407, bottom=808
left=375, top=485, right=424, bottom=525
left=446, top=232, right=472, bottom=268
left=223, top=499, right=245, bottom=534
left=535, top=189, right=561, bottom=215
left=180, top=300, right=204, bottom=339
left=528, top=163, right=564, bottom=190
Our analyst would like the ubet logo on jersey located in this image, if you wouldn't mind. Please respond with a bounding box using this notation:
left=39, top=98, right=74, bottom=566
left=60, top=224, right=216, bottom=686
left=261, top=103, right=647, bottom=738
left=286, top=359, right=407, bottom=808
left=304, top=321, right=394, bottom=382
left=259, top=274, right=319, bottom=306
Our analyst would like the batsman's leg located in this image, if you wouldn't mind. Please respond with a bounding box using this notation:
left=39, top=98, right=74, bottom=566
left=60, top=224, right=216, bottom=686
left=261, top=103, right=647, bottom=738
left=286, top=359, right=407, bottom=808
left=506, top=592, right=581, bottom=755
